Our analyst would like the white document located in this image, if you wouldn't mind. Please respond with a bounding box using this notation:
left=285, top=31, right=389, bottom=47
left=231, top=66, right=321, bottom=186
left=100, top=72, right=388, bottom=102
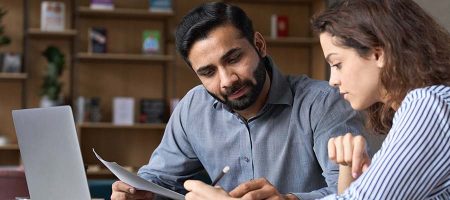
left=93, top=149, right=185, bottom=200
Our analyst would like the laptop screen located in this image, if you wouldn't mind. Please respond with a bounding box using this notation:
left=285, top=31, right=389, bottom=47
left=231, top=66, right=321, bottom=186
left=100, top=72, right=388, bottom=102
left=12, top=106, right=91, bottom=200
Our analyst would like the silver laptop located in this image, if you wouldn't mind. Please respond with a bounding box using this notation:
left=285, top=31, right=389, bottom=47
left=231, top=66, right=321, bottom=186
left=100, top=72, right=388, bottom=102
left=12, top=106, right=91, bottom=200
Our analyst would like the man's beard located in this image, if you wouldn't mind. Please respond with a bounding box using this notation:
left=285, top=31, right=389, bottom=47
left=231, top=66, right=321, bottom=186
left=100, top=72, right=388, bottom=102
left=209, top=58, right=267, bottom=111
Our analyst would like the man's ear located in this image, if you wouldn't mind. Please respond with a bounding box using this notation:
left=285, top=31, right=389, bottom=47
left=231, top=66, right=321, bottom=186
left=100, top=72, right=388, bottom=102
left=254, top=32, right=267, bottom=57
left=373, top=47, right=385, bottom=68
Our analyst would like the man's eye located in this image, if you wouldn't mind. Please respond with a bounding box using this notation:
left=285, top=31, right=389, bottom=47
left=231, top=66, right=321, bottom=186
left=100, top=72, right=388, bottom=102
left=228, top=54, right=242, bottom=64
left=199, top=69, right=215, bottom=77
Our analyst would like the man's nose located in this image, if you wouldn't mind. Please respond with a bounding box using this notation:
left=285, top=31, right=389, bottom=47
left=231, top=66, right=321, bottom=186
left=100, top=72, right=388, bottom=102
left=219, top=68, right=238, bottom=89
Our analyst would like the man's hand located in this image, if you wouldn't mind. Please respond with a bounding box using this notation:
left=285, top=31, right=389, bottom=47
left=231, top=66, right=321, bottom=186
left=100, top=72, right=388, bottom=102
left=328, top=133, right=371, bottom=179
left=229, top=178, right=298, bottom=200
left=184, top=180, right=235, bottom=200
left=111, top=181, right=154, bottom=200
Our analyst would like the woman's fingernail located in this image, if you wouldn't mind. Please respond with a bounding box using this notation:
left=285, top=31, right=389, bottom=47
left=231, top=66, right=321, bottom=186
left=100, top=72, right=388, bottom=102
left=129, top=188, right=135, bottom=194
left=352, top=173, right=358, bottom=178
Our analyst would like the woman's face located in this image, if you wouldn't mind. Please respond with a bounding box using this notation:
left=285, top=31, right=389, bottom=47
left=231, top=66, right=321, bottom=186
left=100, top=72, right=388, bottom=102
left=320, top=32, right=385, bottom=110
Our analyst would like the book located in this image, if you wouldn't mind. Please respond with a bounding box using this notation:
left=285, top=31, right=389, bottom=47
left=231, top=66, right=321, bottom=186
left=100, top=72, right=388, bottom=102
left=88, top=27, right=107, bottom=53
left=149, top=0, right=173, bottom=13
left=142, top=30, right=161, bottom=54
left=90, top=0, right=114, bottom=10
left=271, top=14, right=289, bottom=38
left=139, top=99, right=165, bottom=123
left=40, top=1, right=65, bottom=31
left=113, top=97, right=135, bottom=125
left=75, top=96, right=102, bottom=123
left=0, top=53, right=22, bottom=73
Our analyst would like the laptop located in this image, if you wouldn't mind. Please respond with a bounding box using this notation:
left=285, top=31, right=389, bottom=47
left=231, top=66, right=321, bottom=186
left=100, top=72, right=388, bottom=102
left=12, top=106, right=91, bottom=200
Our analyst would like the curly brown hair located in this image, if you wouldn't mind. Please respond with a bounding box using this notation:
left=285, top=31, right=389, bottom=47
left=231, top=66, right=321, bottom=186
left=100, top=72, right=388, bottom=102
left=312, top=0, right=450, bottom=134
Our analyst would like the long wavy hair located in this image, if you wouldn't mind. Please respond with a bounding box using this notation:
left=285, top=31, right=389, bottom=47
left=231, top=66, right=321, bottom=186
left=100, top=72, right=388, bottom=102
left=312, top=0, right=450, bottom=134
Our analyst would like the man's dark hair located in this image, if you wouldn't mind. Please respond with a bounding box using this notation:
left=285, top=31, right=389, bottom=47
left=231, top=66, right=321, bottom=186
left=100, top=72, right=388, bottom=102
left=175, top=2, right=255, bottom=67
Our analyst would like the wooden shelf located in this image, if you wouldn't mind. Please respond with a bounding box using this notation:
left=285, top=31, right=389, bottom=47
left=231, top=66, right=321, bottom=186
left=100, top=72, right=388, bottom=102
left=77, top=53, right=174, bottom=63
left=224, top=0, right=313, bottom=4
left=78, top=7, right=174, bottom=19
left=0, top=73, right=27, bottom=80
left=265, top=37, right=319, bottom=46
left=0, top=144, right=19, bottom=150
left=28, top=28, right=77, bottom=38
left=78, top=122, right=166, bottom=130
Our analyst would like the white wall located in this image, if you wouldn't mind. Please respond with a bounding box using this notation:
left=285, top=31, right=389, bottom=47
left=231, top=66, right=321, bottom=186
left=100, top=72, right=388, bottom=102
left=414, top=0, right=450, bottom=32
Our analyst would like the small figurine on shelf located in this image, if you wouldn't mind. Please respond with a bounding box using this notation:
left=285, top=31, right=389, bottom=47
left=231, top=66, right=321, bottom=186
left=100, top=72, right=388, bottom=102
left=40, top=46, right=65, bottom=108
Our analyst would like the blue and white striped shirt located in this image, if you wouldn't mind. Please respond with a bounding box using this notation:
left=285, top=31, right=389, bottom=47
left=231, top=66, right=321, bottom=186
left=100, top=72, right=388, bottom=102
left=322, top=85, right=450, bottom=200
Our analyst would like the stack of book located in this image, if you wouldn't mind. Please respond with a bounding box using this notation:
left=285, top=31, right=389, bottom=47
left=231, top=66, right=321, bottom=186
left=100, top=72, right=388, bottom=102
left=139, top=99, right=165, bottom=123
left=149, top=0, right=173, bottom=13
left=90, top=0, right=114, bottom=10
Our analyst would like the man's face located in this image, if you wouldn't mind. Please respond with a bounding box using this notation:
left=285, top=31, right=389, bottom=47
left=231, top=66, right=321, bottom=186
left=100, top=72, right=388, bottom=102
left=188, top=24, right=267, bottom=111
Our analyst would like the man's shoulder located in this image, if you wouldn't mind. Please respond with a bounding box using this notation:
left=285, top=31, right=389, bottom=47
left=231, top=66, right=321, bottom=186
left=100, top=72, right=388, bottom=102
left=287, top=75, right=338, bottom=98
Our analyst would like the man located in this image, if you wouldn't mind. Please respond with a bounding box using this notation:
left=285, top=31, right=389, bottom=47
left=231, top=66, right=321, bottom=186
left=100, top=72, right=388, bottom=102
left=111, top=2, right=364, bottom=200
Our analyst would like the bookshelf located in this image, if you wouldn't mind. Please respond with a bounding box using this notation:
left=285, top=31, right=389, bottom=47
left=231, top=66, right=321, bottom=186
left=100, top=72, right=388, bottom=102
left=78, top=6, right=174, bottom=19
left=76, top=52, right=173, bottom=62
left=0, top=73, right=28, bottom=80
left=27, top=28, right=77, bottom=38
left=74, top=0, right=174, bottom=177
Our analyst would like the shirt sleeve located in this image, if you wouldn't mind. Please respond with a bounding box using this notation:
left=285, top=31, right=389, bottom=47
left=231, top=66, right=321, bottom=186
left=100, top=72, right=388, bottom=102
left=137, top=95, right=205, bottom=195
left=319, top=89, right=450, bottom=199
left=294, top=87, right=366, bottom=200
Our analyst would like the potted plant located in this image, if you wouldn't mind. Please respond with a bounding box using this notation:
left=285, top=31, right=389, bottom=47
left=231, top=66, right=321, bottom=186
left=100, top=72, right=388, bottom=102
left=0, top=7, right=11, bottom=47
left=40, top=46, right=65, bottom=107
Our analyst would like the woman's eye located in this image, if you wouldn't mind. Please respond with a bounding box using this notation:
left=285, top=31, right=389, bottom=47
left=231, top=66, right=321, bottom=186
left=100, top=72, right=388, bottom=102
left=331, top=63, right=342, bottom=69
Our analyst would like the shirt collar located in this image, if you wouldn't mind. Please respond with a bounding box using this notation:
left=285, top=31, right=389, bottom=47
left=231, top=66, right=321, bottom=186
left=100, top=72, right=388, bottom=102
left=212, top=56, right=293, bottom=109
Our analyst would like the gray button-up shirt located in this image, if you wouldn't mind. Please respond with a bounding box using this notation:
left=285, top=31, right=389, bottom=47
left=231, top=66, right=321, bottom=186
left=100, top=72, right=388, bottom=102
left=138, top=57, right=364, bottom=200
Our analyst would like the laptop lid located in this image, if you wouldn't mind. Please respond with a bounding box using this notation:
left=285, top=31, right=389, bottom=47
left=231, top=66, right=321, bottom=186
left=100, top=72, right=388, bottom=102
left=12, top=106, right=91, bottom=200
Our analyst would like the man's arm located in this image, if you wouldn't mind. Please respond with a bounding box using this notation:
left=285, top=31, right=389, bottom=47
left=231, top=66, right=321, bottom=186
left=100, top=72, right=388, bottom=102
left=294, top=86, right=365, bottom=200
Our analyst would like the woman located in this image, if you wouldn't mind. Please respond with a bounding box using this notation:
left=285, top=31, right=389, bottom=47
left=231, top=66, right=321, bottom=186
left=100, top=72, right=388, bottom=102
left=183, top=0, right=450, bottom=199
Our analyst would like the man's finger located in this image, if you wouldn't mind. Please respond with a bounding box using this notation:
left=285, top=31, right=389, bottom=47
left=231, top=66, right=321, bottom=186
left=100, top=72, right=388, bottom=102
left=184, top=180, right=209, bottom=192
left=229, top=178, right=267, bottom=198
left=112, top=181, right=135, bottom=193
left=240, top=183, right=278, bottom=200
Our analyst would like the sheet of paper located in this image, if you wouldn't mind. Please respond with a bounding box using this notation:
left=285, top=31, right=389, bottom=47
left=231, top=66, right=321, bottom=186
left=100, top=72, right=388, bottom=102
left=93, top=149, right=185, bottom=200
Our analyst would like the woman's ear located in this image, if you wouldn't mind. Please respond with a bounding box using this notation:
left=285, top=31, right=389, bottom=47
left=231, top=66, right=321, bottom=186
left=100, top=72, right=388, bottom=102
left=254, top=32, right=267, bottom=57
left=373, top=47, right=385, bottom=68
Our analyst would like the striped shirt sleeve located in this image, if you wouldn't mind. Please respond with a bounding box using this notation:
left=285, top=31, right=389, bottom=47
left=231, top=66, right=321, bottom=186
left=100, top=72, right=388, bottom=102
left=320, top=85, right=450, bottom=200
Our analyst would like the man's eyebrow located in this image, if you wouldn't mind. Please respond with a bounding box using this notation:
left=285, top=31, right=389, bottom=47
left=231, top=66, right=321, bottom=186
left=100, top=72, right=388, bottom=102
left=325, top=53, right=337, bottom=63
left=220, top=48, right=242, bottom=63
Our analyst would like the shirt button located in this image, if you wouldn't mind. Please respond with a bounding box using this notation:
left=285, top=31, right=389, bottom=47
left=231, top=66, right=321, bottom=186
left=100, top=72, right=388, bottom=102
left=243, top=157, right=250, bottom=162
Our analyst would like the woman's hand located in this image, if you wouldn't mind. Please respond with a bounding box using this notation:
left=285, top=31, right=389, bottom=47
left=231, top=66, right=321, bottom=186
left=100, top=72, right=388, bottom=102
left=328, top=133, right=371, bottom=178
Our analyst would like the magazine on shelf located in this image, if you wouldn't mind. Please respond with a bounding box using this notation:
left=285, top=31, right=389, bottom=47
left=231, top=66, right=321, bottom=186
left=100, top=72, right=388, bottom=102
left=40, top=1, right=65, bottom=31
